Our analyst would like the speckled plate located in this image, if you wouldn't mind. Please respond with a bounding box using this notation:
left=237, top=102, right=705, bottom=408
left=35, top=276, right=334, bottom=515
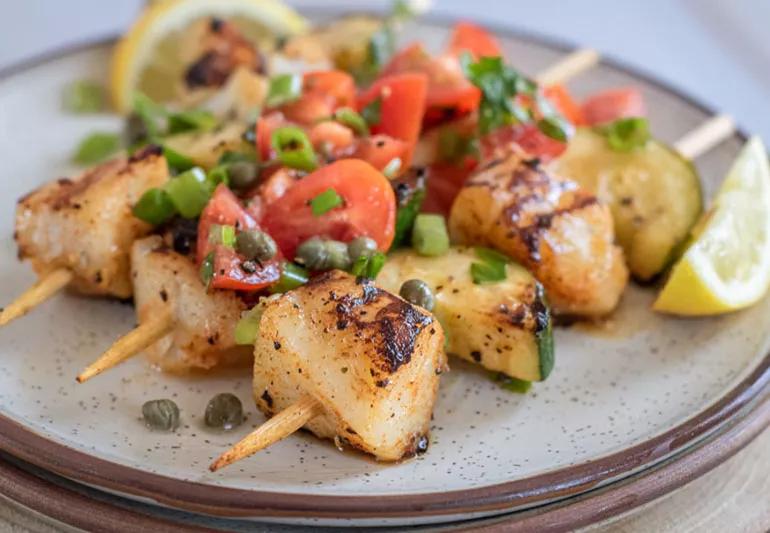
left=0, top=14, right=768, bottom=528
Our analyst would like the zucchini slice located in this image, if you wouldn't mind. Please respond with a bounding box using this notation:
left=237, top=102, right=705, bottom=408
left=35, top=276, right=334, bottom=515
left=551, top=128, right=702, bottom=280
left=378, top=247, right=554, bottom=382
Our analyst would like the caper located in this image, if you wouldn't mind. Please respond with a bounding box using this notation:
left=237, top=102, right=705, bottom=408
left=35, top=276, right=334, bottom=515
left=347, top=236, right=378, bottom=261
left=399, top=279, right=435, bottom=311
left=142, top=399, right=180, bottom=431
left=124, top=112, right=149, bottom=146
left=227, top=161, right=260, bottom=189
left=204, top=393, right=244, bottom=430
left=326, top=240, right=351, bottom=270
left=236, top=229, right=277, bottom=262
left=296, top=237, right=329, bottom=270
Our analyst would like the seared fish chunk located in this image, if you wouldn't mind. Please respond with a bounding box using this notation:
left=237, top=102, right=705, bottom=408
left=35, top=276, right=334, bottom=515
left=449, top=150, right=628, bottom=317
left=253, top=270, right=446, bottom=461
left=131, top=236, right=250, bottom=373
left=15, top=146, right=168, bottom=298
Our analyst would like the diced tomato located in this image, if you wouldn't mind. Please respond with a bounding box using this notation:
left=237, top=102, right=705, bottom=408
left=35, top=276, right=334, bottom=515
left=380, top=44, right=480, bottom=128
left=308, top=121, right=355, bottom=152
left=357, top=72, right=428, bottom=166
left=421, top=162, right=475, bottom=216
left=197, top=185, right=280, bottom=292
left=544, top=84, right=585, bottom=125
left=209, top=245, right=282, bottom=292
left=447, top=21, right=502, bottom=59
left=280, top=92, right=335, bottom=125
left=303, top=70, right=356, bottom=108
left=255, top=111, right=289, bottom=161
left=261, top=159, right=396, bottom=259
left=340, top=134, right=409, bottom=173
left=481, top=123, right=567, bottom=162
left=581, top=88, right=646, bottom=126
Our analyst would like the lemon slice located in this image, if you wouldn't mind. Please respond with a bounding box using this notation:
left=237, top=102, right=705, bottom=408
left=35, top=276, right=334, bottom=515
left=110, top=0, right=307, bottom=112
left=654, top=136, right=770, bottom=315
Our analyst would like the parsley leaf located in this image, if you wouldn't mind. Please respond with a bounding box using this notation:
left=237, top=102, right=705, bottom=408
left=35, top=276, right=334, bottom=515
left=597, top=117, right=650, bottom=152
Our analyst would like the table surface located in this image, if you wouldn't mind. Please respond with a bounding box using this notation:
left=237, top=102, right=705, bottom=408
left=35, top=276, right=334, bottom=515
left=0, top=1, right=768, bottom=530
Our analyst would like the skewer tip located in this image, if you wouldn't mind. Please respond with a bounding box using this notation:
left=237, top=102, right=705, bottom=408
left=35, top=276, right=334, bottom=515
left=0, top=268, right=73, bottom=327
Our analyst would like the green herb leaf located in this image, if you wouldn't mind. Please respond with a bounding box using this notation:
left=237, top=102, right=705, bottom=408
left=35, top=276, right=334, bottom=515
left=597, top=117, right=651, bottom=152
left=491, top=372, right=532, bottom=393
left=351, top=251, right=386, bottom=279
left=332, top=107, right=369, bottom=136
left=438, top=128, right=479, bottom=164
left=271, top=126, right=318, bottom=171
left=167, top=109, right=217, bottom=135
left=200, top=251, right=215, bottom=287
left=411, top=214, right=450, bottom=256
left=72, top=132, right=121, bottom=165
left=266, top=73, right=303, bottom=108
left=475, top=247, right=510, bottom=265
left=165, top=167, right=211, bottom=218
left=361, top=96, right=382, bottom=127
left=310, top=188, right=344, bottom=216
left=390, top=171, right=427, bottom=249
left=132, top=188, right=175, bottom=225
left=270, top=262, right=310, bottom=294
left=62, top=80, right=105, bottom=113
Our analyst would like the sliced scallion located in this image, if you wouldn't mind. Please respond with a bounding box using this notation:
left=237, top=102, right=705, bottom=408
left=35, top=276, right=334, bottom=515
left=382, top=157, right=402, bottom=178
left=165, top=167, right=211, bottom=218
left=332, top=107, right=369, bottom=136
left=167, top=109, right=217, bottom=135
left=310, top=188, right=344, bottom=216
left=270, top=263, right=309, bottom=294
left=163, top=145, right=195, bottom=174
left=72, top=132, right=121, bottom=165
left=200, top=251, right=215, bottom=287
left=132, top=188, right=175, bottom=225
left=411, top=214, right=450, bottom=256
left=209, top=224, right=236, bottom=248
left=234, top=305, right=266, bottom=345
left=271, top=126, right=318, bottom=171
left=266, top=73, right=302, bottom=108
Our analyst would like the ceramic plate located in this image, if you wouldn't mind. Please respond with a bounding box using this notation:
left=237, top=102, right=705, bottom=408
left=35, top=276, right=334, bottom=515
left=0, top=15, right=768, bottom=528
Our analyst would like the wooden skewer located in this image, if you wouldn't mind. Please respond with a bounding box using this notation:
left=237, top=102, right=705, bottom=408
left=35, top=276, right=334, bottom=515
left=674, top=114, right=736, bottom=160
left=209, top=394, right=323, bottom=472
left=76, top=312, right=173, bottom=383
left=534, top=48, right=600, bottom=86
left=0, top=268, right=73, bottom=326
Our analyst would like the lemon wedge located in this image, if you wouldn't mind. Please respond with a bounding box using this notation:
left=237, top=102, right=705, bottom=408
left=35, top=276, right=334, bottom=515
left=110, top=0, right=307, bottom=112
left=654, top=136, right=770, bottom=315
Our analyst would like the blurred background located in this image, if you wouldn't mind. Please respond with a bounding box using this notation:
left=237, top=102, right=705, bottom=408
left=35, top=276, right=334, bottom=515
left=0, top=0, right=768, bottom=140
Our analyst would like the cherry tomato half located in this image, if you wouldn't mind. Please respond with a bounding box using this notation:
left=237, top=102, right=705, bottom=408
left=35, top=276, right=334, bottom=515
left=447, top=21, right=502, bottom=59
left=581, top=87, right=646, bottom=126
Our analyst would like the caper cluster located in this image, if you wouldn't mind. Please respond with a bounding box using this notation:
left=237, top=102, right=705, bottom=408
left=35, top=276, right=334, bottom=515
left=295, top=236, right=377, bottom=272
left=141, top=393, right=245, bottom=432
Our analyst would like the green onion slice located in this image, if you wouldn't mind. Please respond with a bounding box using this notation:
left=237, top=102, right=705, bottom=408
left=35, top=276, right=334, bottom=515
left=271, top=126, right=318, bottom=171
left=72, top=132, right=121, bottom=165
left=351, top=251, right=386, bottom=279
left=470, top=247, right=509, bottom=284
left=167, top=109, right=217, bottom=135
left=411, top=214, right=450, bottom=256
left=382, top=157, right=402, bottom=178
left=162, top=145, right=195, bottom=174
left=491, top=372, right=532, bottom=393
left=165, top=167, right=211, bottom=219
left=209, top=224, right=236, bottom=248
left=266, top=73, right=303, bottom=108
left=132, top=188, right=176, bottom=225
left=332, top=107, right=369, bottom=136
left=234, top=304, right=266, bottom=345
left=270, top=263, right=310, bottom=294
left=310, top=188, right=344, bottom=216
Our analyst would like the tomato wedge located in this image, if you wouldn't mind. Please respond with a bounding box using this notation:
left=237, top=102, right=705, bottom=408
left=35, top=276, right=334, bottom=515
left=357, top=72, right=428, bottom=165
left=197, top=185, right=281, bottom=292
left=543, top=84, right=585, bottom=125
left=261, top=159, right=396, bottom=259
left=339, top=134, right=409, bottom=173
left=421, top=162, right=476, bottom=216
left=481, top=123, right=567, bottom=162
left=380, top=44, right=479, bottom=127
left=303, top=70, right=356, bottom=108
left=447, top=21, right=502, bottom=59
left=255, top=111, right=288, bottom=161
left=581, top=87, right=646, bottom=126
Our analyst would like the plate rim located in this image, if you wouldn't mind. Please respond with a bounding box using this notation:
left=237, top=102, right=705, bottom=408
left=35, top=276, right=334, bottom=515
left=0, top=12, right=767, bottom=523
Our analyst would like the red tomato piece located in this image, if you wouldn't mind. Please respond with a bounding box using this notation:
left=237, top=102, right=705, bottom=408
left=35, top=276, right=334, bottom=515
left=581, top=87, right=646, bottom=126
left=303, top=70, right=356, bottom=108
left=421, top=162, right=475, bottom=216
left=339, top=134, right=409, bottom=173
left=209, top=245, right=282, bottom=292
left=280, top=92, right=335, bottom=125
left=357, top=72, right=428, bottom=166
left=481, top=123, right=567, bottom=162
left=543, top=84, right=585, bottom=126
left=261, top=159, right=397, bottom=259
left=381, top=44, right=480, bottom=127
left=255, top=111, right=290, bottom=161
left=447, top=21, right=502, bottom=59
left=308, top=121, right=355, bottom=152
left=197, top=185, right=280, bottom=292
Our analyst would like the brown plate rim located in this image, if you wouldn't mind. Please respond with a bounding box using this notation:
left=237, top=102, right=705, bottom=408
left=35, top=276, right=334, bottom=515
left=0, top=11, right=766, bottom=522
